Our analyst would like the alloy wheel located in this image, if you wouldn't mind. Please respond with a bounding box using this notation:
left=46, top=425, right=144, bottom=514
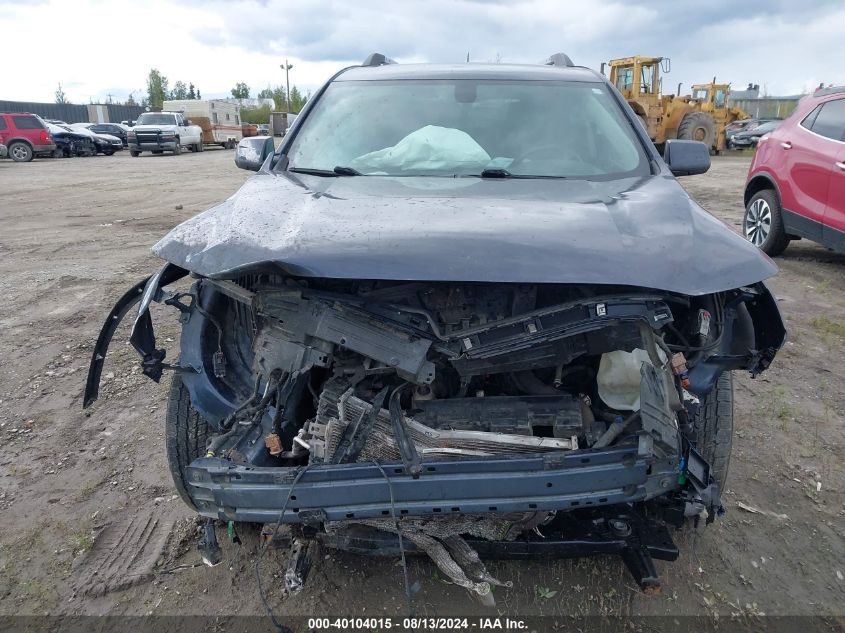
left=744, top=198, right=772, bottom=246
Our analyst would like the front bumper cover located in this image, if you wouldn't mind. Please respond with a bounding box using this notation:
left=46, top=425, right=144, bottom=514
left=130, top=140, right=178, bottom=151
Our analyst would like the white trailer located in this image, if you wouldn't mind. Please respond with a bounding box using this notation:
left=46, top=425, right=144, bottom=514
left=163, top=99, right=243, bottom=149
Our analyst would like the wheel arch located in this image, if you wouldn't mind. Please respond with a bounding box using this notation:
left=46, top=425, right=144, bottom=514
left=6, top=136, right=35, bottom=150
left=744, top=172, right=781, bottom=208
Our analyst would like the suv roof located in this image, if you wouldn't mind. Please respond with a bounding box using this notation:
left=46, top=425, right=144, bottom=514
left=337, top=62, right=602, bottom=83
left=813, top=85, right=845, bottom=97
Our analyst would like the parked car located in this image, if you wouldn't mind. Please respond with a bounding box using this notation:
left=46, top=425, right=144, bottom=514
left=727, top=120, right=780, bottom=149
left=68, top=123, right=123, bottom=155
left=0, top=112, right=56, bottom=161
left=82, top=122, right=131, bottom=147
left=256, top=124, right=270, bottom=135
left=42, top=121, right=95, bottom=157
left=86, top=53, right=785, bottom=601
left=725, top=118, right=781, bottom=146
left=744, top=86, right=845, bottom=255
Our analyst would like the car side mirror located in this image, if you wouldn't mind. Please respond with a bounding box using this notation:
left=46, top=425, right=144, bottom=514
left=663, top=139, right=710, bottom=176
left=234, top=136, right=275, bottom=171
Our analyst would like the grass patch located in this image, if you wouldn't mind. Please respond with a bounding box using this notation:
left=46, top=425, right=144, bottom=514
left=76, top=481, right=98, bottom=501
left=21, top=578, right=44, bottom=597
left=810, top=315, right=845, bottom=340
left=773, top=386, right=793, bottom=431
left=70, top=531, right=94, bottom=554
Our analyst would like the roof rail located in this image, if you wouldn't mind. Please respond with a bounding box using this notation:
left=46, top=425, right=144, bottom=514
left=814, top=85, right=845, bottom=97
left=362, top=53, right=396, bottom=67
left=544, top=53, right=574, bottom=67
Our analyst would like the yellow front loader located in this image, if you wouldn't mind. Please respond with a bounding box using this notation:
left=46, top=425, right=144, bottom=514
left=605, top=56, right=734, bottom=152
left=689, top=81, right=749, bottom=151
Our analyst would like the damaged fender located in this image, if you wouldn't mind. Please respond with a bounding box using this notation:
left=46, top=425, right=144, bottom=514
left=83, top=263, right=187, bottom=408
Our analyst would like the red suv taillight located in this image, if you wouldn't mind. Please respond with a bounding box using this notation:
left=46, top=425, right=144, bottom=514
left=40, top=130, right=50, bottom=143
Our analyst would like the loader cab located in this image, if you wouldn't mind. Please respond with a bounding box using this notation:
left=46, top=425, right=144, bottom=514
left=608, top=56, right=667, bottom=99
left=607, top=56, right=670, bottom=143
left=692, top=83, right=729, bottom=109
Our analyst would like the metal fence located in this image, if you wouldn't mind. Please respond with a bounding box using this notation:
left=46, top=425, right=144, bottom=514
left=0, top=100, right=145, bottom=124
left=732, top=97, right=802, bottom=119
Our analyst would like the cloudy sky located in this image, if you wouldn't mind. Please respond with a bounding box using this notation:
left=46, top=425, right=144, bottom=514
left=2, top=0, right=843, bottom=104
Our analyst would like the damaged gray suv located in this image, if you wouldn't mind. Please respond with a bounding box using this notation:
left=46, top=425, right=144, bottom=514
left=85, top=53, right=785, bottom=601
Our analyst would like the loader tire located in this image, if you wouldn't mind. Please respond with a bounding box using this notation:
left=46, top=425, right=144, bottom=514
left=677, top=112, right=716, bottom=149
left=165, top=373, right=211, bottom=510
left=690, top=372, right=733, bottom=491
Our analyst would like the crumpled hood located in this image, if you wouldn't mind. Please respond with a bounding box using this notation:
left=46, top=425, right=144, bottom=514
left=153, top=172, right=777, bottom=296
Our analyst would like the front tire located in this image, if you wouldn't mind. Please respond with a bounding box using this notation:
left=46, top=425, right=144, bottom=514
left=8, top=141, right=33, bottom=162
left=130, top=150, right=140, bottom=157
left=690, top=372, right=733, bottom=491
left=173, top=139, right=182, bottom=155
left=743, top=189, right=789, bottom=256
left=165, top=373, right=211, bottom=510
left=678, top=112, right=716, bottom=149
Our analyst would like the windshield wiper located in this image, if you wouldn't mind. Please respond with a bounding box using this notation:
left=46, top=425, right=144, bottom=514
left=288, top=166, right=363, bottom=177
left=471, top=168, right=568, bottom=180
left=479, top=168, right=512, bottom=178
left=333, top=165, right=362, bottom=176
left=289, top=167, right=337, bottom=177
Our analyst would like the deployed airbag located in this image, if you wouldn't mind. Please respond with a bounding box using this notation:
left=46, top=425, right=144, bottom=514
left=350, top=125, right=490, bottom=173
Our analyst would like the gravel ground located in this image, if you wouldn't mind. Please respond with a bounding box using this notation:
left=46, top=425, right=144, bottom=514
left=0, top=150, right=843, bottom=627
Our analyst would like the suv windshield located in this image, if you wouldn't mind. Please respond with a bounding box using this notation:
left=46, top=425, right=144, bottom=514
left=136, top=113, right=177, bottom=126
left=286, top=79, right=649, bottom=179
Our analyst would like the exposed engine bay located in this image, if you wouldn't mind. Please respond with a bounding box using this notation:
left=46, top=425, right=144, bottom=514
left=84, top=264, right=785, bottom=600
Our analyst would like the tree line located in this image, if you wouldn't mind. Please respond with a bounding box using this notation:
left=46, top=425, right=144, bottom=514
left=53, top=70, right=310, bottom=113
left=232, top=82, right=309, bottom=113
left=143, top=69, right=201, bottom=107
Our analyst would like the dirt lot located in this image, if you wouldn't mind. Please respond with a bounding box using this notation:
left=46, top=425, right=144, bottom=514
left=0, top=150, right=843, bottom=627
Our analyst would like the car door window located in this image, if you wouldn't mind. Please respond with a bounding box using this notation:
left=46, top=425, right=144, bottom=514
left=0, top=117, right=7, bottom=130
left=807, top=99, right=845, bottom=141
left=12, top=115, right=43, bottom=129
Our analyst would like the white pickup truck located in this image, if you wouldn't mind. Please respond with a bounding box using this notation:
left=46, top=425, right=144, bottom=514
left=128, top=111, right=203, bottom=156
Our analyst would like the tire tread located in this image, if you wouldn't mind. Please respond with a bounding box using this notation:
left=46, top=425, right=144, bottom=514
left=165, top=374, right=210, bottom=509
left=690, top=372, right=733, bottom=489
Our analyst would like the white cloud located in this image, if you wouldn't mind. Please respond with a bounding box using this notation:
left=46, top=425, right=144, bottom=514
left=1, top=0, right=843, bottom=103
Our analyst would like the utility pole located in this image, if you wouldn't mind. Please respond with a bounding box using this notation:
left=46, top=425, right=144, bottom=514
left=281, top=60, right=293, bottom=111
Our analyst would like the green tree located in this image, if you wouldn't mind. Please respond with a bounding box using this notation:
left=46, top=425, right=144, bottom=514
left=271, top=86, right=287, bottom=111
left=240, top=105, right=272, bottom=125
left=55, top=83, right=68, bottom=104
left=231, top=82, right=250, bottom=99
left=188, top=83, right=196, bottom=99
left=126, top=92, right=137, bottom=107
left=257, top=86, right=274, bottom=100
left=170, top=80, right=188, bottom=100
left=196, top=89, right=201, bottom=100
left=289, top=85, right=306, bottom=113
left=146, top=69, right=169, bottom=108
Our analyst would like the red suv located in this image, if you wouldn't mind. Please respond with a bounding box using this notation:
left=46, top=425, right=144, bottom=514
left=0, top=112, right=56, bottom=162
left=743, top=87, right=845, bottom=255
